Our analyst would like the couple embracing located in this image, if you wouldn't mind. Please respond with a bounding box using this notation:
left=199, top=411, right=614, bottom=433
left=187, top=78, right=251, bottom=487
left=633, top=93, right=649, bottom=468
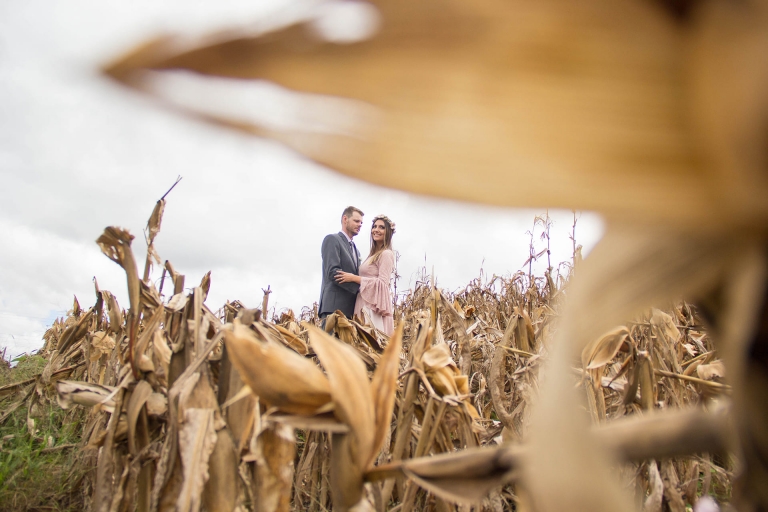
left=318, top=206, right=396, bottom=336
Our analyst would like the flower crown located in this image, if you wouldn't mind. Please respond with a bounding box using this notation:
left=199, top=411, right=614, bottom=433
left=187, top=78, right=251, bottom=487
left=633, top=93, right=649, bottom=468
left=372, top=215, right=396, bottom=235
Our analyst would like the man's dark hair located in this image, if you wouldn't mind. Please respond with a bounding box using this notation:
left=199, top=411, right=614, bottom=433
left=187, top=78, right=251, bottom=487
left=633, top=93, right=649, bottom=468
left=342, top=206, right=364, bottom=219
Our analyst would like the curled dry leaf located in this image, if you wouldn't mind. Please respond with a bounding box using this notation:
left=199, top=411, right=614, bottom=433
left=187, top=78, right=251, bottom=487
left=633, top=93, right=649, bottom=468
left=582, top=327, right=630, bottom=370
left=512, top=307, right=536, bottom=353
left=126, top=380, right=153, bottom=454
left=422, top=344, right=461, bottom=396
left=223, top=322, right=331, bottom=416
left=349, top=319, right=384, bottom=353
left=96, top=227, right=140, bottom=319
left=145, top=198, right=165, bottom=268
left=421, top=343, right=480, bottom=418
left=146, top=392, right=167, bottom=417
left=697, top=360, right=725, bottom=381
left=273, top=324, right=309, bottom=355
left=90, top=331, right=115, bottom=361
left=56, top=380, right=116, bottom=412
left=166, top=293, right=187, bottom=312
left=651, top=309, right=681, bottom=345
left=371, top=445, right=521, bottom=505
left=330, top=312, right=358, bottom=346
left=152, top=329, right=172, bottom=377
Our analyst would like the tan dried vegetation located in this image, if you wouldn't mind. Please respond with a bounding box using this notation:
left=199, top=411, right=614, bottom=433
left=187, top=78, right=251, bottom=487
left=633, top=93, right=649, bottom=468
left=0, top=198, right=734, bottom=512
left=96, top=1, right=768, bottom=510
left=3, top=0, right=768, bottom=511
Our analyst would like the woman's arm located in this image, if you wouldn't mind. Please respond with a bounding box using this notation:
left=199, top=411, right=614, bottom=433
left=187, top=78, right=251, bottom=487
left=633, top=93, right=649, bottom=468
left=376, top=250, right=395, bottom=285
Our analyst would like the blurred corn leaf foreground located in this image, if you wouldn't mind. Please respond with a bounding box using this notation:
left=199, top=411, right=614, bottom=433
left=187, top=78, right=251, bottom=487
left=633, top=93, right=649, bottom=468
left=102, top=0, right=768, bottom=229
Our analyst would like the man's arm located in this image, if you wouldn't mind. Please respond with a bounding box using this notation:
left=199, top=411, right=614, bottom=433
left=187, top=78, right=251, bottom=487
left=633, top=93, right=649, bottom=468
left=322, top=235, right=360, bottom=294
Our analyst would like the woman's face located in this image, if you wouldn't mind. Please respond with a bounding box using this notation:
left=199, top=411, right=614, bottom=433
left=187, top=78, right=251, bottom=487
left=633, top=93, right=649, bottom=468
left=371, top=220, right=387, bottom=243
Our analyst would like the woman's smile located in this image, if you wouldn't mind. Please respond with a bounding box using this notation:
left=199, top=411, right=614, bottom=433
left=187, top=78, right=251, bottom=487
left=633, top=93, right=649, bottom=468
left=372, top=221, right=386, bottom=241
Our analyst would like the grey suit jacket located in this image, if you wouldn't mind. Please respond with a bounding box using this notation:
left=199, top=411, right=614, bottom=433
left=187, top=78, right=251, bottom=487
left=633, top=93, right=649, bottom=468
left=319, top=232, right=361, bottom=318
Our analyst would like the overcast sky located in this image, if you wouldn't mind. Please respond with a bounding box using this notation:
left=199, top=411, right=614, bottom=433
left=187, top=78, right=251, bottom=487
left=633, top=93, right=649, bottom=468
left=0, top=0, right=603, bottom=359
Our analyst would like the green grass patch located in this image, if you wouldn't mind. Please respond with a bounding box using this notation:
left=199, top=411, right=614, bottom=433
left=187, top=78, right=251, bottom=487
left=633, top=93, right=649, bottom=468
left=0, top=354, right=47, bottom=387
left=0, top=361, right=88, bottom=512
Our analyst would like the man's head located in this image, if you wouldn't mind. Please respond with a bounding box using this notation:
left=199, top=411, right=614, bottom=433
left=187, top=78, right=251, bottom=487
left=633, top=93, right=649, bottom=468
left=341, top=206, right=364, bottom=238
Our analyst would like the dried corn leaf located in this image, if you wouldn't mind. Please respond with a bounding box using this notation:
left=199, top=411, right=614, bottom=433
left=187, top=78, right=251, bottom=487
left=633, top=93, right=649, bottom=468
left=422, top=344, right=460, bottom=396
left=90, top=331, right=116, bottom=361
left=253, top=423, right=295, bottom=512
left=178, top=408, right=217, bottom=512
left=513, top=307, right=535, bottom=353
left=97, top=226, right=141, bottom=378
left=56, top=380, right=116, bottom=412
left=105, top=292, right=123, bottom=334
left=644, top=461, right=664, bottom=512
left=135, top=304, right=165, bottom=365
left=330, top=432, right=364, bottom=511
left=147, top=392, right=167, bottom=417
left=166, top=293, right=187, bottom=312
left=0, top=378, right=37, bottom=401
left=96, top=227, right=140, bottom=319
left=422, top=344, right=455, bottom=370
left=329, top=311, right=358, bottom=345
left=697, top=360, right=725, bottom=381
left=373, top=445, right=520, bottom=505
left=307, top=326, right=374, bottom=471
left=349, top=319, right=383, bottom=353
left=198, top=271, right=211, bottom=302
left=272, top=324, right=309, bottom=355
left=218, top=346, right=258, bottom=453
left=144, top=198, right=165, bottom=272
left=202, top=424, right=239, bottom=512
left=369, top=322, right=402, bottom=468
left=56, top=308, right=95, bottom=355
left=126, top=380, right=153, bottom=454
left=223, top=322, right=332, bottom=415
left=582, top=327, right=630, bottom=370
left=638, top=353, right=656, bottom=410
left=152, top=330, right=172, bottom=378
left=264, top=411, right=348, bottom=434
left=650, top=308, right=681, bottom=345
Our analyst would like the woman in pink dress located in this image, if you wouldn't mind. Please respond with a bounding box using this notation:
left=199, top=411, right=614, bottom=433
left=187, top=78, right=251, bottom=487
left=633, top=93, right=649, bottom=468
left=335, top=215, right=396, bottom=335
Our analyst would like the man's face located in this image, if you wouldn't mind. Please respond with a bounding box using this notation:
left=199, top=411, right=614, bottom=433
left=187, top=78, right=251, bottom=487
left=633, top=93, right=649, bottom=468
left=342, top=212, right=364, bottom=238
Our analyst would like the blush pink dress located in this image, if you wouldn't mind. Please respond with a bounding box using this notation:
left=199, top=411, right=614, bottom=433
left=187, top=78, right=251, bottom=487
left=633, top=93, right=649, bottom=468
left=354, top=249, right=395, bottom=335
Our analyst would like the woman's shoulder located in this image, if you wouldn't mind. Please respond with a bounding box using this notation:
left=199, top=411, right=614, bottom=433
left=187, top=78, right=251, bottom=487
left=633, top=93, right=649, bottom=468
left=363, top=249, right=395, bottom=267
left=379, top=249, right=396, bottom=265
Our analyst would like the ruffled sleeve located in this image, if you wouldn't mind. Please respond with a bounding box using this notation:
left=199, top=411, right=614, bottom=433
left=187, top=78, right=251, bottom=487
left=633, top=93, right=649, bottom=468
left=358, top=250, right=394, bottom=316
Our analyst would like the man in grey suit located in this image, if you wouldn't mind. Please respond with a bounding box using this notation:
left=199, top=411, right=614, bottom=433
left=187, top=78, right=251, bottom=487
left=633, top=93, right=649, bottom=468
left=319, top=206, right=364, bottom=320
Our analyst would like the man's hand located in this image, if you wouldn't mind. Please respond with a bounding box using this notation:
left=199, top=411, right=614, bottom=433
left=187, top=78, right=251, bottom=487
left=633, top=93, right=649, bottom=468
left=335, top=270, right=361, bottom=285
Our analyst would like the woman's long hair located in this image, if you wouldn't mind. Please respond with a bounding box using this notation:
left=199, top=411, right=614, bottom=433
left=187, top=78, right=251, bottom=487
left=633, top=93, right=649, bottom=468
left=367, top=215, right=395, bottom=264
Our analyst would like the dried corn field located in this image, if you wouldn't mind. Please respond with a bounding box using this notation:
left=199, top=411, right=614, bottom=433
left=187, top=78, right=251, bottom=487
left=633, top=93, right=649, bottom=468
left=0, top=201, right=734, bottom=512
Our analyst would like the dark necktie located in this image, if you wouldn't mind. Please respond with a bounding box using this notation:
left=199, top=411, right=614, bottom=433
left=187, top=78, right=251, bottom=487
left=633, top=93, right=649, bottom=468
left=349, top=241, right=357, bottom=267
